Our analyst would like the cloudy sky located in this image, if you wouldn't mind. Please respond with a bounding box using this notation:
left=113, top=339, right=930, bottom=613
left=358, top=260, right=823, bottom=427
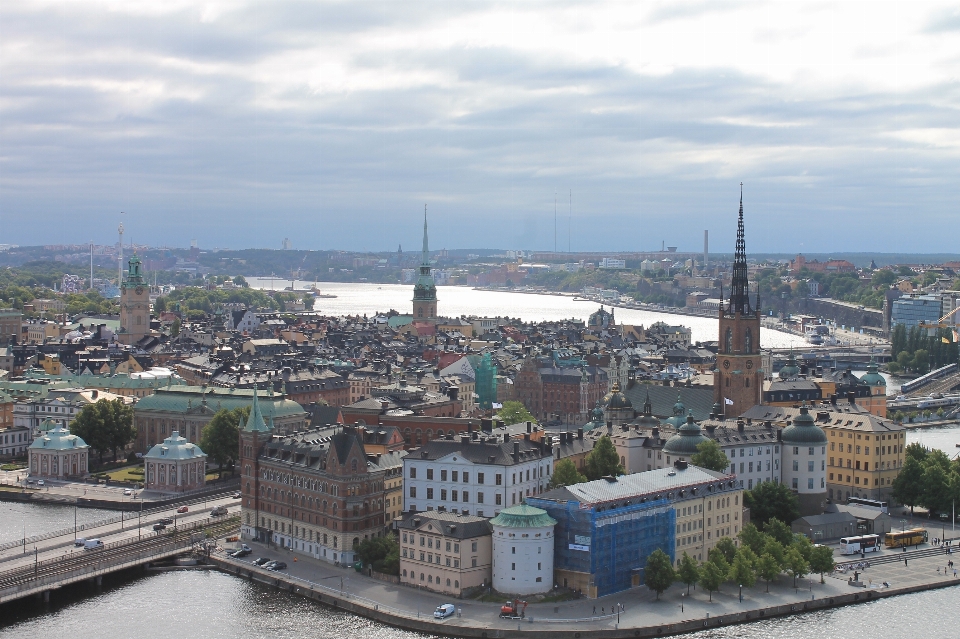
left=1, top=1, right=959, bottom=254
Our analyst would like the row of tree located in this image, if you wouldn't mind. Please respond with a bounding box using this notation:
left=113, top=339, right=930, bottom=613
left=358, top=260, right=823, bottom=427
left=892, top=443, right=960, bottom=517
left=889, top=324, right=958, bottom=375
left=644, top=519, right=835, bottom=601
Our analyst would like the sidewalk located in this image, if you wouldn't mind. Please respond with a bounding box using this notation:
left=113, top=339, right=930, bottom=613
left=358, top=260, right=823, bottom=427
left=216, top=537, right=958, bottom=633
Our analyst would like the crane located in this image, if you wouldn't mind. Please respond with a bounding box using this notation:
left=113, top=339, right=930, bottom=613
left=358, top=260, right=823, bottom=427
left=918, top=304, right=960, bottom=338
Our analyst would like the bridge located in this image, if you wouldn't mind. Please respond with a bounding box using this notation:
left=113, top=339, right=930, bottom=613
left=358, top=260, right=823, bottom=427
left=0, top=516, right=239, bottom=604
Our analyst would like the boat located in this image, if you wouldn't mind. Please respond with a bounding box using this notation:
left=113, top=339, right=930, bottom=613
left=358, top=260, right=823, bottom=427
left=309, top=285, right=337, bottom=298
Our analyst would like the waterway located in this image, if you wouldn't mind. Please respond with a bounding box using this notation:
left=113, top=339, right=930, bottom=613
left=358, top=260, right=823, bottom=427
left=0, top=557, right=957, bottom=639
left=0, top=502, right=115, bottom=546
left=246, top=279, right=807, bottom=349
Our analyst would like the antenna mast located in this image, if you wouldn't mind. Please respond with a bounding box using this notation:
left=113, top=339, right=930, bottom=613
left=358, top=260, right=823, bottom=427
left=118, top=220, right=124, bottom=287
left=554, top=193, right=557, bottom=254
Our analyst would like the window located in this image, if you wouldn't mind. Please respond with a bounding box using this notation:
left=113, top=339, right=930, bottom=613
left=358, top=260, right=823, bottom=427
left=409, top=487, right=416, bottom=498
left=472, top=558, right=477, bottom=567
left=427, top=469, right=434, bottom=480
left=426, top=488, right=434, bottom=499
left=472, top=541, right=478, bottom=552
left=477, top=473, right=485, bottom=484
left=808, top=461, right=814, bottom=472
left=495, top=493, right=502, bottom=505
left=793, top=447, right=799, bottom=455
left=496, top=474, right=502, bottom=485
left=808, top=478, right=814, bottom=490
left=440, top=489, right=447, bottom=500
left=792, top=460, right=799, bottom=471
left=452, top=490, right=458, bottom=501
left=440, top=470, right=447, bottom=481
left=452, top=470, right=458, bottom=481
left=792, top=478, right=798, bottom=489
left=463, top=472, right=469, bottom=483
left=409, top=467, right=416, bottom=479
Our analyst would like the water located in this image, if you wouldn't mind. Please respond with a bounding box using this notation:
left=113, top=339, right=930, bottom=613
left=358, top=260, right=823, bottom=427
left=0, top=558, right=957, bottom=639
left=246, top=279, right=808, bottom=349
left=0, top=502, right=115, bottom=545
left=908, top=424, right=960, bottom=460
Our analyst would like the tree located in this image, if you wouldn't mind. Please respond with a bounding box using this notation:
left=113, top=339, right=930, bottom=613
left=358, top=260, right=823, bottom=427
left=792, top=534, right=815, bottom=563
left=356, top=536, right=400, bottom=575
left=643, top=548, right=676, bottom=600
left=707, top=546, right=731, bottom=580
left=70, top=399, right=135, bottom=465
left=200, top=408, right=243, bottom=478
left=729, top=550, right=756, bottom=589
left=714, top=536, right=738, bottom=564
left=549, top=458, right=587, bottom=488
left=913, top=349, right=930, bottom=375
left=154, top=296, right=167, bottom=313
left=785, top=546, right=809, bottom=587
left=584, top=435, right=624, bottom=480
left=691, top=439, right=730, bottom=473
left=893, top=455, right=925, bottom=513
left=757, top=553, right=781, bottom=592
left=763, top=535, right=786, bottom=569
left=677, top=552, right=700, bottom=595
left=921, top=461, right=952, bottom=515
left=737, top=523, right=767, bottom=555
left=497, top=401, right=535, bottom=425
left=233, top=275, right=248, bottom=288
left=745, top=482, right=800, bottom=526
left=171, top=317, right=181, bottom=337
left=698, top=560, right=724, bottom=601
left=763, top=518, right=794, bottom=548
left=808, top=544, right=836, bottom=584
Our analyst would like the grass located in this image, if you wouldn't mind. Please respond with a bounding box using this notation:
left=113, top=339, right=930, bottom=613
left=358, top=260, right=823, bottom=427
left=104, top=465, right=145, bottom=482
left=0, top=463, right=27, bottom=471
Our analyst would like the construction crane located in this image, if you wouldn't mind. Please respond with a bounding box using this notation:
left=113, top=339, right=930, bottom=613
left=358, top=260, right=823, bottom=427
left=918, top=305, right=960, bottom=337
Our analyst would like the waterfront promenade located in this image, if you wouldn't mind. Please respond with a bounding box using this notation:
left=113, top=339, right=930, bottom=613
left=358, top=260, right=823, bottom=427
left=213, top=535, right=959, bottom=638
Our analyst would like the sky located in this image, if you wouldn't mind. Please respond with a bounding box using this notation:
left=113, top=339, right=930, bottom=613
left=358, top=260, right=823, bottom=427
left=1, top=1, right=959, bottom=254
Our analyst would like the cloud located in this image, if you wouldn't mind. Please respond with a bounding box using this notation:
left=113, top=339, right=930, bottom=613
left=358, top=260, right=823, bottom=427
left=1, top=1, right=959, bottom=254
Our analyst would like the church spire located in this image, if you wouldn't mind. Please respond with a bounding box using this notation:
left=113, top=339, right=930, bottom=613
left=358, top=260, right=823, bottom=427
left=728, top=183, right=752, bottom=315
left=421, top=204, right=429, bottom=266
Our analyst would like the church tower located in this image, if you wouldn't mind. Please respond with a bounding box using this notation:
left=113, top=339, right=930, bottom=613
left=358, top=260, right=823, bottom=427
left=412, top=208, right=438, bottom=319
left=714, top=187, right=763, bottom=417
left=118, top=254, right=150, bottom=345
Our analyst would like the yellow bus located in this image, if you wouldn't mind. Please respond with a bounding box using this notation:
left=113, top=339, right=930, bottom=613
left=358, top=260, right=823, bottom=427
left=884, top=528, right=927, bottom=548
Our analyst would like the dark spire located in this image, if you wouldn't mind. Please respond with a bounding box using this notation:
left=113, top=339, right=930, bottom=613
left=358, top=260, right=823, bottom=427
left=728, top=183, right=752, bottom=315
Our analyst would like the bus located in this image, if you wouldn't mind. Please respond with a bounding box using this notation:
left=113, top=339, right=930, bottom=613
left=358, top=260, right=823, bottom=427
left=839, top=534, right=880, bottom=555
left=847, top=497, right=888, bottom=514
left=884, top=528, right=928, bottom=549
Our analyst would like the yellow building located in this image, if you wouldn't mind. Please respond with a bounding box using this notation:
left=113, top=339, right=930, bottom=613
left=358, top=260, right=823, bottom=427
left=824, top=412, right=905, bottom=503
left=397, top=511, right=492, bottom=597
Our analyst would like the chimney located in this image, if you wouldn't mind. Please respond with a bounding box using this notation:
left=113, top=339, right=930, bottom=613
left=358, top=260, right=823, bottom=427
left=524, top=433, right=530, bottom=441
left=830, top=394, right=837, bottom=406
left=526, top=421, right=532, bottom=433
left=577, top=428, right=583, bottom=440
left=652, top=426, right=660, bottom=439
left=674, top=459, right=688, bottom=471
left=737, top=419, right=745, bottom=432
left=847, top=391, right=856, bottom=404
left=461, top=435, right=470, bottom=445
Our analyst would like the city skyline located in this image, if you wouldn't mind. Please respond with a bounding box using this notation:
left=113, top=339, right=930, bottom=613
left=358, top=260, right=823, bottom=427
left=2, top=2, right=960, bottom=253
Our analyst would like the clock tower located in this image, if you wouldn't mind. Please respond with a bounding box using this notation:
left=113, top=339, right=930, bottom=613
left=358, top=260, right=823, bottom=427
left=118, top=254, right=150, bottom=345
left=714, top=188, right=763, bottom=417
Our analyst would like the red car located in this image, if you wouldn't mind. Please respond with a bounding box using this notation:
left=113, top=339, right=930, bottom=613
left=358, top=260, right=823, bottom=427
left=177, top=506, right=189, bottom=513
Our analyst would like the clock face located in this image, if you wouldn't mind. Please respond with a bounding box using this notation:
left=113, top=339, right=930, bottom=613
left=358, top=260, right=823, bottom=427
left=746, top=360, right=754, bottom=370
left=722, top=359, right=730, bottom=369
left=135, top=286, right=144, bottom=295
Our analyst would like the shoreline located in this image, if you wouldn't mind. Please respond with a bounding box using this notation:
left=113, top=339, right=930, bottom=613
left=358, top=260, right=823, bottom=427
left=207, top=553, right=960, bottom=639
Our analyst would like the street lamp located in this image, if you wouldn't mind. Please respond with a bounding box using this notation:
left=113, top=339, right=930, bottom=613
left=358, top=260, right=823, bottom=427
left=739, top=584, right=743, bottom=603
left=681, top=592, right=685, bottom=613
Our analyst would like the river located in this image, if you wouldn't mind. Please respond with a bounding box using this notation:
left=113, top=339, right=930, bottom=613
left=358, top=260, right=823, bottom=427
left=246, top=279, right=808, bottom=349
left=0, top=502, right=116, bottom=546
left=0, top=556, right=957, bottom=639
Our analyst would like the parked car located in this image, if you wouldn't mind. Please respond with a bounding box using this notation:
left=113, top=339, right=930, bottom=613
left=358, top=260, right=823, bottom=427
left=153, top=523, right=166, bottom=532
left=210, top=505, right=228, bottom=517
left=177, top=506, right=189, bottom=513
left=123, top=489, right=134, bottom=496
left=266, top=561, right=287, bottom=571
left=253, top=557, right=272, bottom=566
left=434, top=604, right=456, bottom=619
left=232, top=491, right=242, bottom=499
left=37, top=479, right=45, bottom=486
left=159, top=518, right=174, bottom=525
left=231, top=547, right=251, bottom=558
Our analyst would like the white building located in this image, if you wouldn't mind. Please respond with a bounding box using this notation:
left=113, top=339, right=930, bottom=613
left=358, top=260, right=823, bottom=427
left=143, top=431, right=208, bottom=493
left=599, top=258, right=626, bottom=270
left=28, top=419, right=89, bottom=479
left=403, top=436, right=552, bottom=518
left=490, top=504, right=557, bottom=595
left=697, top=418, right=783, bottom=491
left=780, top=405, right=828, bottom=517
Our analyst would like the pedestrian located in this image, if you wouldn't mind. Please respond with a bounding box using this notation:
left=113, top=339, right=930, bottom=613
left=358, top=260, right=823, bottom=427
left=954, top=569, right=957, bottom=577
left=905, top=559, right=908, bottom=567
left=593, top=606, right=596, bottom=616
left=601, top=607, right=605, bottom=615
left=937, top=567, right=940, bottom=574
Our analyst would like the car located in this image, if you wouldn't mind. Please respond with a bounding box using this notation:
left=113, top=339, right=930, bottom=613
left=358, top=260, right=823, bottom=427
left=159, top=518, right=174, bottom=525
left=74, top=538, right=87, bottom=547
left=266, top=561, right=287, bottom=571
left=37, top=479, right=44, bottom=486
left=252, top=557, right=272, bottom=566
left=153, top=523, right=166, bottom=532
left=123, top=489, right=134, bottom=496
left=232, top=491, right=242, bottom=499
left=83, top=539, right=104, bottom=550
left=434, top=604, right=456, bottom=619
left=177, top=506, right=189, bottom=513
left=231, top=548, right=251, bottom=557
left=210, top=505, right=228, bottom=517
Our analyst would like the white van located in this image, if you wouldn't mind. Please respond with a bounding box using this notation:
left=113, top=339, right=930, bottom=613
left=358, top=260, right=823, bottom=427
left=83, top=539, right=104, bottom=551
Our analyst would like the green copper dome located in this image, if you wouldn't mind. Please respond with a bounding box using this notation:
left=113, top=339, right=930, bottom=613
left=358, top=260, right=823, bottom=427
left=583, top=400, right=605, bottom=432
left=603, top=381, right=632, bottom=410
left=859, top=361, right=886, bottom=387
left=663, top=393, right=687, bottom=428
left=781, top=404, right=827, bottom=445
left=779, top=352, right=800, bottom=380
left=663, top=411, right=709, bottom=456
left=490, top=503, right=557, bottom=529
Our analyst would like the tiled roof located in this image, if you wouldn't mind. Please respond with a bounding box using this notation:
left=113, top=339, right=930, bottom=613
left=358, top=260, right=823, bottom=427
left=539, top=465, right=734, bottom=507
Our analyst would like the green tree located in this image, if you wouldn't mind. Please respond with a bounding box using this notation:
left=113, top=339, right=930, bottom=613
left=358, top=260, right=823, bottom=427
left=913, top=349, right=930, bottom=375
left=808, top=544, right=836, bottom=584
left=893, top=455, right=925, bottom=514
left=233, top=275, right=249, bottom=288
left=763, top=518, right=795, bottom=547
left=691, top=439, right=731, bottom=473
left=643, top=548, right=676, bottom=600
left=698, top=560, right=724, bottom=601
left=729, top=549, right=757, bottom=589
left=745, top=482, right=800, bottom=526
left=756, top=552, right=781, bottom=592
left=763, top=535, right=786, bottom=569
left=677, top=551, right=700, bottom=595
left=737, top=523, right=767, bottom=555
left=714, top=536, right=738, bottom=564
left=921, top=461, right=952, bottom=515
left=549, top=458, right=587, bottom=488
left=69, top=399, right=135, bottom=465
left=200, top=408, right=244, bottom=478
left=905, top=442, right=928, bottom=463
left=497, top=401, right=535, bottom=425
left=154, top=296, right=167, bottom=313
left=356, top=535, right=400, bottom=575
left=707, top=546, right=731, bottom=579
left=171, top=317, right=181, bottom=337
left=584, top=435, right=624, bottom=480
left=785, top=546, right=809, bottom=587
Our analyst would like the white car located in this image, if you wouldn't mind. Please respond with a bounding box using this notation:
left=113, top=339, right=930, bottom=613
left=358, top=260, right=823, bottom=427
left=434, top=603, right=456, bottom=619
left=37, top=479, right=45, bottom=486
left=123, top=489, right=134, bottom=496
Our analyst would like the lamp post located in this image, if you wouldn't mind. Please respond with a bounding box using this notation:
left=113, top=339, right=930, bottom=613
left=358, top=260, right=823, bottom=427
left=681, top=592, right=685, bottom=614
left=739, top=584, right=743, bottom=603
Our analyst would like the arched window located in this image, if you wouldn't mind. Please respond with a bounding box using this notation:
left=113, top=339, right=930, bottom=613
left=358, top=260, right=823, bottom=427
left=724, top=328, right=733, bottom=354
left=744, top=328, right=752, bottom=354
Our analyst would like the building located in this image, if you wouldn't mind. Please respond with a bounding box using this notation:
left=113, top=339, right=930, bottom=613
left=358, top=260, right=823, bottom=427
left=490, top=504, right=557, bottom=595
left=529, top=463, right=742, bottom=597
left=118, top=255, right=150, bottom=346
left=515, top=356, right=609, bottom=425
left=225, top=308, right=261, bottom=333
left=403, top=436, right=552, bottom=517
left=134, top=386, right=309, bottom=451
left=412, top=211, right=438, bottom=320
left=0, top=424, right=30, bottom=459
left=0, top=309, right=22, bottom=345
left=698, top=416, right=783, bottom=491
left=14, top=388, right=131, bottom=435
left=780, top=404, right=828, bottom=517
left=397, top=511, right=492, bottom=596
left=822, top=410, right=905, bottom=503
left=713, top=193, right=763, bottom=417
left=28, top=419, right=89, bottom=479
left=891, top=294, right=943, bottom=329
left=143, top=431, right=208, bottom=493
left=239, top=389, right=397, bottom=566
